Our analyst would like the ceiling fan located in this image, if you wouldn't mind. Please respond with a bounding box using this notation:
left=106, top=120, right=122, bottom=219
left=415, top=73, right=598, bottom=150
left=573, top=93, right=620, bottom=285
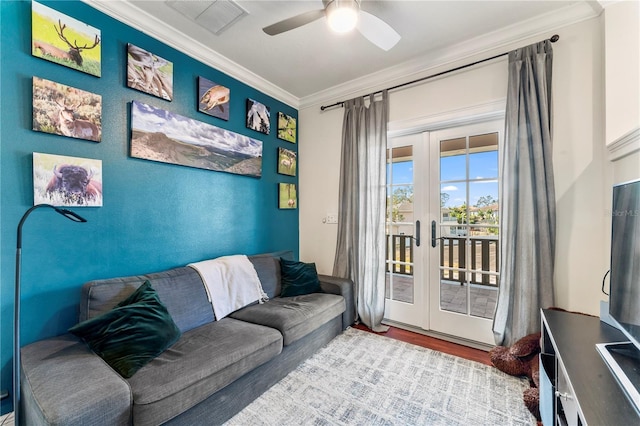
left=262, top=0, right=401, bottom=51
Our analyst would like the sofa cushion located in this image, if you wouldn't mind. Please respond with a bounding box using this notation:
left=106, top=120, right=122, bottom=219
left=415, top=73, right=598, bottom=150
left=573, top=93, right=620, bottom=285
left=79, top=266, right=214, bottom=333
left=21, top=334, right=132, bottom=426
left=69, top=281, right=182, bottom=378
left=280, top=259, right=321, bottom=297
left=127, top=317, right=282, bottom=426
left=248, top=251, right=294, bottom=299
left=230, top=293, right=346, bottom=346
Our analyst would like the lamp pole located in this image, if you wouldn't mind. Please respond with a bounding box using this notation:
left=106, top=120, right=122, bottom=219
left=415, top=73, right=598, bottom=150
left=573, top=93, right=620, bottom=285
left=13, top=204, right=86, bottom=425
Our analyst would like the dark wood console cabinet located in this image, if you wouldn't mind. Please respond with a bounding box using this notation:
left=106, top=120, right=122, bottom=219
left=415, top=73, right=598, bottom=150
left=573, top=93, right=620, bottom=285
left=540, top=309, right=639, bottom=425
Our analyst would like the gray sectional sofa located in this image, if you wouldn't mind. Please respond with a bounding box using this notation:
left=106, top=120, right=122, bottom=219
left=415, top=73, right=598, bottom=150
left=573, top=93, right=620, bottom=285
left=20, top=251, right=354, bottom=425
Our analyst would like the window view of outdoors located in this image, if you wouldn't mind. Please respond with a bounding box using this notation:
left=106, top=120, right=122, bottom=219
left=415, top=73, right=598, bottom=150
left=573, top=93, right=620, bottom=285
left=440, top=133, right=499, bottom=319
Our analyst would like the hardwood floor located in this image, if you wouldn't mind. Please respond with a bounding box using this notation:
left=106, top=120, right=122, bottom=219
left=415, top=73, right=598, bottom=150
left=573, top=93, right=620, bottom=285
left=354, top=323, right=492, bottom=366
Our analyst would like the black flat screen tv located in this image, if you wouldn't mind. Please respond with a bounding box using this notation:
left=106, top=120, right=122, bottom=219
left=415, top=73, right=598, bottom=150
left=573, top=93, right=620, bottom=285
left=596, top=178, right=640, bottom=411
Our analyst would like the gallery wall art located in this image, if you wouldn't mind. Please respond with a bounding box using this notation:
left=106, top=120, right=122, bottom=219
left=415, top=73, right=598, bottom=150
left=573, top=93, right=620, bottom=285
left=277, top=147, right=297, bottom=177
left=32, top=76, right=102, bottom=142
left=279, top=183, right=297, bottom=209
left=33, top=152, right=103, bottom=207
left=277, top=112, right=297, bottom=143
left=198, top=77, right=230, bottom=120
left=246, top=98, right=270, bottom=134
left=127, top=43, right=174, bottom=101
left=32, top=1, right=101, bottom=77
left=130, top=101, right=263, bottom=177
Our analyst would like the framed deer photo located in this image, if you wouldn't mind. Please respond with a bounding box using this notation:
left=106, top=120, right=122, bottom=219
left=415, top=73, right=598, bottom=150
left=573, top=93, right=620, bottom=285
left=32, top=1, right=101, bottom=77
left=33, top=77, right=102, bottom=142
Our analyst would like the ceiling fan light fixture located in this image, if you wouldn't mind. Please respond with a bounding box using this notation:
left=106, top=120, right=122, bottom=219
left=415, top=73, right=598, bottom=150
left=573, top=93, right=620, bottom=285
left=326, top=0, right=359, bottom=33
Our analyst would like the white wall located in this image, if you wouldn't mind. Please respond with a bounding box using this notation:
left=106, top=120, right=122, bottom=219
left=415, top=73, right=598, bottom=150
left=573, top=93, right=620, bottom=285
left=300, top=16, right=610, bottom=316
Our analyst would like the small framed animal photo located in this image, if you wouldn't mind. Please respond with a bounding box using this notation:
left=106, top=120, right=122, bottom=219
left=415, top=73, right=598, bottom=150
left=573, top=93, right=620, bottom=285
left=127, top=43, right=174, bottom=101
left=33, top=152, right=103, bottom=207
left=32, top=1, right=101, bottom=77
left=277, top=147, right=297, bottom=177
left=277, top=112, right=297, bottom=143
left=279, top=183, right=297, bottom=209
left=32, top=76, right=102, bottom=142
left=246, top=98, right=270, bottom=134
left=198, top=77, right=230, bottom=120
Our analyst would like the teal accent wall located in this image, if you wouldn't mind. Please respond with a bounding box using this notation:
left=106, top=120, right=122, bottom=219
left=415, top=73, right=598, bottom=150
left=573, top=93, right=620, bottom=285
left=0, top=1, right=298, bottom=413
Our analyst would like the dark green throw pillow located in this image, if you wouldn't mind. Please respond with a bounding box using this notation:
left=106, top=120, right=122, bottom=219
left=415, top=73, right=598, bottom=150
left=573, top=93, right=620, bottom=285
left=280, top=258, right=321, bottom=297
left=69, top=280, right=181, bottom=378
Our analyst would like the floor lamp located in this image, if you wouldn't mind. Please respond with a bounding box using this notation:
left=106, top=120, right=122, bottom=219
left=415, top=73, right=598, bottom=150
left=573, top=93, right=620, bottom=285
left=13, top=204, right=87, bottom=425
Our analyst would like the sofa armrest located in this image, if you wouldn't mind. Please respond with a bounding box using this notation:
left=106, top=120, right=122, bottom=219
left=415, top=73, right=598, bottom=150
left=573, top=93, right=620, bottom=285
left=21, top=334, right=132, bottom=426
left=318, top=274, right=355, bottom=329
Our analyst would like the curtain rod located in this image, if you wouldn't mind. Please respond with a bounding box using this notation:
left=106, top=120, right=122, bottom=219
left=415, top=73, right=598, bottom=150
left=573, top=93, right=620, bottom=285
left=320, top=34, right=560, bottom=111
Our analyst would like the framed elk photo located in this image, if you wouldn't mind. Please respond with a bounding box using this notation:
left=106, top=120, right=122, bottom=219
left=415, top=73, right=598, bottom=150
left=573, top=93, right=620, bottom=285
left=32, top=1, right=101, bottom=77
left=32, top=77, right=102, bottom=142
left=127, top=44, right=174, bottom=101
left=33, top=152, right=103, bottom=207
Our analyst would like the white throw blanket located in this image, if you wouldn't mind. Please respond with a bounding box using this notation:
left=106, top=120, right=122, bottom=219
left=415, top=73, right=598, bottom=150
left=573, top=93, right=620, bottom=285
left=188, top=255, right=268, bottom=320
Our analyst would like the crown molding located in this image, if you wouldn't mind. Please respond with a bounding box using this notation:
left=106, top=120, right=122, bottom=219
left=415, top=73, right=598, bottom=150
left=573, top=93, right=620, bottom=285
left=300, top=1, right=601, bottom=110
left=83, top=0, right=300, bottom=108
left=608, top=127, right=640, bottom=161
left=83, top=1, right=600, bottom=112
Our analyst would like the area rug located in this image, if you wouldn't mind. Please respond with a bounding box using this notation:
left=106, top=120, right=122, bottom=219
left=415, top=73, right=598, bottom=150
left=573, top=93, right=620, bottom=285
left=225, top=328, right=536, bottom=425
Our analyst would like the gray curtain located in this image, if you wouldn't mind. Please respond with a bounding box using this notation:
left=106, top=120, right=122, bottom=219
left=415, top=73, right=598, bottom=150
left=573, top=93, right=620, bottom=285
left=493, top=40, right=556, bottom=346
left=333, top=91, right=389, bottom=332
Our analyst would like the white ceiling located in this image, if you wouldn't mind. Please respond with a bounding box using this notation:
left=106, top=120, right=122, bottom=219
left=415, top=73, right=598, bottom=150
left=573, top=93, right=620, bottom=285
left=87, top=1, right=602, bottom=108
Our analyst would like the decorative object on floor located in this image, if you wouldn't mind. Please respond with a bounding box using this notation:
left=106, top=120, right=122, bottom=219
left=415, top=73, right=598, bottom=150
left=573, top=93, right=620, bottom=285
left=13, top=204, right=87, bottom=426
left=490, top=332, right=542, bottom=420
left=278, top=183, right=297, bottom=209
left=127, top=43, right=173, bottom=101
left=32, top=76, right=102, bottom=142
left=277, top=112, right=296, bottom=143
left=32, top=1, right=101, bottom=77
left=225, top=328, right=536, bottom=425
left=33, top=152, right=103, bottom=207
left=198, top=77, right=230, bottom=120
left=246, top=98, right=270, bottom=134
left=130, top=101, right=263, bottom=177
left=277, top=147, right=296, bottom=176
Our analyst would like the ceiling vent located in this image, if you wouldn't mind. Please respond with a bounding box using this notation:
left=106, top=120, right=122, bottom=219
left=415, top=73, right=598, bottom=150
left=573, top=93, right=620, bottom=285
left=165, top=0, right=248, bottom=35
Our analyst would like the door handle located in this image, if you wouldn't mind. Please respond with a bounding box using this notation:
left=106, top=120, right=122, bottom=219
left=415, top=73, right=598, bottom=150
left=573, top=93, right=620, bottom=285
left=413, top=220, right=420, bottom=247
left=431, top=220, right=436, bottom=247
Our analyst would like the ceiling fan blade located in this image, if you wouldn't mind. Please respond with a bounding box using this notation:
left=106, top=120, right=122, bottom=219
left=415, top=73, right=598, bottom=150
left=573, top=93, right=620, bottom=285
left=263, top=9, right=326, bottom=35
left=357, top=10, right=401, bottom=51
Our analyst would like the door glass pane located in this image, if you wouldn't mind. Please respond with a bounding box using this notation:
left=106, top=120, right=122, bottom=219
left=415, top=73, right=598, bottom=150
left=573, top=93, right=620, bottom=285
left=386, top=146, right=414, bottom=303
left=438, top=132, right=499, bottom=318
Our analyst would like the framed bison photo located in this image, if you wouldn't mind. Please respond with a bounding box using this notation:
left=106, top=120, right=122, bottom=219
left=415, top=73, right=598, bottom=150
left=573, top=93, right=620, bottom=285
left=33, top=152, right=103, bottom=207
left=32, top=1, right=101, bottom=77
left=127, top=44, right=174, bottom=101
left=32, top=77, right=102, bottom=142
left=198, top=77, right=230, bottom=120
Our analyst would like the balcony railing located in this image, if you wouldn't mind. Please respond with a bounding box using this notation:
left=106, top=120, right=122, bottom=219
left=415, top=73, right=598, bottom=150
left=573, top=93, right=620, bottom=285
left=386, top=234, right=499, bottom=287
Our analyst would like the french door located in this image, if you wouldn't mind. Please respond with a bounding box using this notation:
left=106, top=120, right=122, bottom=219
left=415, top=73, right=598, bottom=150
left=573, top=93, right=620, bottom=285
left=384, top=119, right=502, bottom=346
